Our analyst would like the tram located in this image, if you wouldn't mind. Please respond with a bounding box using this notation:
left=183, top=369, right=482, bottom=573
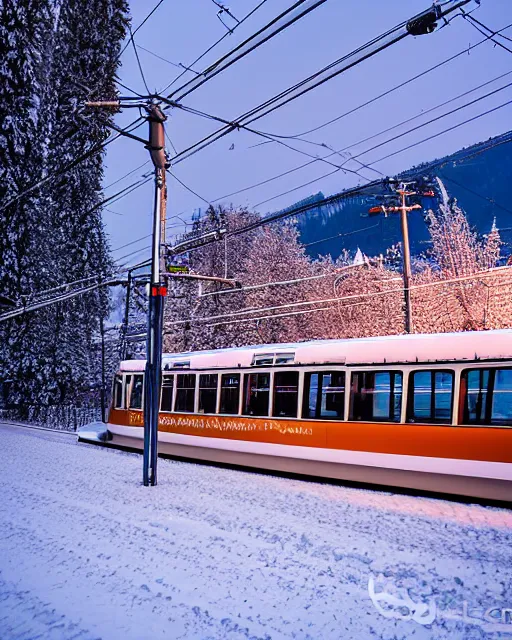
left=107, top=330, right=512, bottom=501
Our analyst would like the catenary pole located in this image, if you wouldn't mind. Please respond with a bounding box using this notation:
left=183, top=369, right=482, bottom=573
left=144, top=104, right=168, bottom=487
left=85, top=99, right=168, bottom=486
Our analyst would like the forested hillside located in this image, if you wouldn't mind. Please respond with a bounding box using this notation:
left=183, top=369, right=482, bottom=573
left=294, top=131, right=512, bottom=260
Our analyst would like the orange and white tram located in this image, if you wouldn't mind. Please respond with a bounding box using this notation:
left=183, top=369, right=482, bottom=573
left=107, top=330, right=512, bottom=501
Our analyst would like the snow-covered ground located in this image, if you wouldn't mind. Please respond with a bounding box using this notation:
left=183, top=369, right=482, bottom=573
left=0, top=423, right=511, bottom=640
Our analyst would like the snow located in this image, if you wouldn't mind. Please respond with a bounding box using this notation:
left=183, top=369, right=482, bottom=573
left=1, top=422, right=511, bottom=640
left=121, top=329, right=512, bottom=372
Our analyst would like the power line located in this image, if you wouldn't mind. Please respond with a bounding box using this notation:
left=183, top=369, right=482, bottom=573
left=254, top=26, right=512, bottom=140
left=0, top=277, right=124, bottom=323
left=336, top=68, right=512, bottom=156
left=164, top=130, right=178, bottom=156
left=199, top=264, right=367, bottom=298
left=0, top=117, right=142, bottom=215
left=168, top=0, right=331, bottom=102
left=159, top=0, right=270, bottom=94
left=344, top=78, right=512, bottom=167
left=465, top=14, right=512, bottom=43
left=438, top=173, right=512, bottom=216
left=167, top=170, right=212, bottom=206
left=167, top=27, right=512, bottom=208
left=369, top=95, right=512, bottom=167
left=303, top=222, right=381, bottom=248
left=252, top=167, right=343, bottom=209
left=103, top=159, right=151, bottom=191
left=104, top=125, right=512, bottom=266
left=163, top=266, right=512, bottom=329
left=118, top=0, right=167, bottom=59
left=129, top=26, right=152, bottom=95
left=254, top=86, right=512, bottom=214
left=136, top=44, right=183, bottom=70
left=169, top=2, right=474, bottom=167
left=463, top=14, right=512, bottom=54
left=168, top=100, right=369, bottom=180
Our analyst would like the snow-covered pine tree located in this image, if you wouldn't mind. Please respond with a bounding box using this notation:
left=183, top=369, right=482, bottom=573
left=0, top=0, right=128, bottom=416
left=0, top=0, right=56, bottom=407
left=39, top=0, right=128, bottom=406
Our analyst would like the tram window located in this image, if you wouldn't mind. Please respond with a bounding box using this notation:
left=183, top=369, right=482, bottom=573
left=199, top=374, right=218, bottom=414
left=243, top=372, right=270, bottom=417
left=129, top=374, right=144, bottom=410
left=273, top=371, right=299, bottom=418
left=462, top=368, right=512, bottom=426
left=175, top=374, right=196, bottom=413
left=161, top=375, right=174, bottom=412
left=408, top=370, right=454, bottom=424
left=303, top=372, right=345, bottom=419
left=350, top=371, right=402, bottom=422
left=253, top=353, right=274, bottom=366
left=220, top=374, right=240, bottom=415
left=114, top=375, right=124, bottom=409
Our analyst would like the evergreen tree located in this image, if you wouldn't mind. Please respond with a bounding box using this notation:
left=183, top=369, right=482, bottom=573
left=0, top=0, right=128, bottom=413
left=0, top=0, right=56, bottom=405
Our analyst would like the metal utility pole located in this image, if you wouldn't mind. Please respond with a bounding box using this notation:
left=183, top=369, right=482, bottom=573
left=85, top=99, right=168, bottom=486
left=99, top=311, right=107, bottom=423
left=144, top=104, right=168, bottom=487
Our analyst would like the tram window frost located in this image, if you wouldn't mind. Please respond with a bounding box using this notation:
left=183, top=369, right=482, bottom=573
left=350, top=372, right=402, bottom=422
left=129, top=375, right=144, bottom=410
left=199, top=374, right=218, bottom=414
left=273, top=372, right=299, bottom=418
left=303, top=372, right=345, bottom=419
left=220, top=374, right=240, bottom=415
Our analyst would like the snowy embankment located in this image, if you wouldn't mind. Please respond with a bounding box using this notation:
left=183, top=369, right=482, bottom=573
left=0, top=423, right=511, bottom=640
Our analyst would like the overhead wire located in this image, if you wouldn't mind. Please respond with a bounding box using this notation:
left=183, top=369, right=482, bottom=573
left=129, top=26, right=152, bottom=95
left=162, top=266, right=512, bottom=329
left=169, top=3, right=477, bottom=167
left=463, top=13, right=512, bottom=54
left=254, top=25, right=512, bottom=140
left=136, top=44, right=183, bottom=70
left=167, top=0, right=331, bottom=102
left=159, top=26, right=512, bottom=209
left=166, top=170, right=212, bottom=206
left=103, top=160, right=151, bottom=191
left=342, top=78, right=512, bottom=167
left=368, top=95, right=512, bottom=167
left=118, top=0, right=167, bottom=59
left=437, top=173, right=512, bottom=215
left=0, top=115, right=144, bottom=214
left=246, top=76, right=512, bottom=210
left=165, top=99, right=370, bottom=181
left=160, top=0, right=270, bottom=94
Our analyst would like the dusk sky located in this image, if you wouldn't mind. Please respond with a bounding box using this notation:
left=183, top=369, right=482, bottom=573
left=104, top=0, right=512, bottom=263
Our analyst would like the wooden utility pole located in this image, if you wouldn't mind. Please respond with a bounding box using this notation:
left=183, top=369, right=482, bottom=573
left=369, top=182, right=421, bottom=333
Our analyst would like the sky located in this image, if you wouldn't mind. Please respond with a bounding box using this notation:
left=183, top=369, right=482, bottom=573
left=104, top=0, right=512, bottom=265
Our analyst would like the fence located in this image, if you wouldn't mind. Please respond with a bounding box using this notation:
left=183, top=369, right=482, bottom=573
left=0, top=404, right=102, bottom=432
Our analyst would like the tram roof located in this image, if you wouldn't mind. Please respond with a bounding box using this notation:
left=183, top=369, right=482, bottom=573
left=119, top=329, right=512, bottom=371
